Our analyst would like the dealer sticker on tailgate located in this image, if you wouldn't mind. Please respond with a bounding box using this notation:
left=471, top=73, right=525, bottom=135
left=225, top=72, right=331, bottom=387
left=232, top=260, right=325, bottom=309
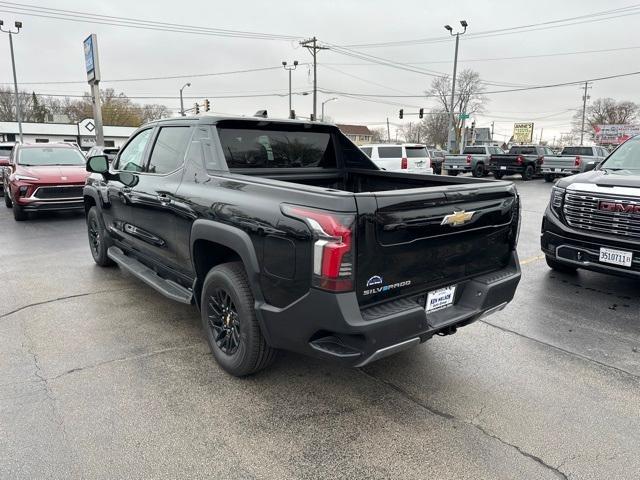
left=426, top=285, right=456, bottom=313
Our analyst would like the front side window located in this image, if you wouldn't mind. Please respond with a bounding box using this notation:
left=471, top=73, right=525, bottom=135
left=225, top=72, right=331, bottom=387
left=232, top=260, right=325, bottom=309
left=148, top=126, right=192, bottom=174
left=117, top=129, right=153, bottom=172
left=218, top=128, right=335, bottom=169
left=18, top=147, right=85, bottom=166
left=0, top=147, right=13, bottom=157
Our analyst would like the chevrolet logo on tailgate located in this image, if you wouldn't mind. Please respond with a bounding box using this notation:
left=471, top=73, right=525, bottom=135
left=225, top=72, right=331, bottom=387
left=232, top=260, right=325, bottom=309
left=441, top=210, right=475, bottom=227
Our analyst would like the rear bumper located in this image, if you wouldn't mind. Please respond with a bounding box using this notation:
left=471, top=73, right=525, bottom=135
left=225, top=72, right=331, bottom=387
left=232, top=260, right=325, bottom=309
left=541, top=209, right=640, bottom=278
left=541, top=167, right=580, bottom=176
left=489, top=165, right=524, bottom=174
left=258, top=251, right=521, bottom=367
left=405, top=167, right=434, bottom=175
left=445, top=165, right=471, bottom=172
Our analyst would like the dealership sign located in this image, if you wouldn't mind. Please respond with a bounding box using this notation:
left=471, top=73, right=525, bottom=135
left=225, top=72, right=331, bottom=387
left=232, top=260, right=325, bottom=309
left=83, top=34, right=101, bottom=83
left=513, top=122, right=534, bottom=143
left=594, top=124, right=640, bottom=145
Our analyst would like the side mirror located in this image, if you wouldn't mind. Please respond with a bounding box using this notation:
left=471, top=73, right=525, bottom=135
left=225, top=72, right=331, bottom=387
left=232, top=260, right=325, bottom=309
left=86, top=155, right=109, bottom=174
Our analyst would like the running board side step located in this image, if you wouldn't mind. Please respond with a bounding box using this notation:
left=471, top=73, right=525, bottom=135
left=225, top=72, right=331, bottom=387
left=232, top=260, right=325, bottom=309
left=107, top=246, right=193, bottom=304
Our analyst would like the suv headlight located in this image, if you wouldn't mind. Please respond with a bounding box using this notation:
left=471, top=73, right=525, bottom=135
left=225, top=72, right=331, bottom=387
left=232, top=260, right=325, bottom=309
left=550, top=186, right=565, bottom=214
left=14, top=174, right=39, bottom=181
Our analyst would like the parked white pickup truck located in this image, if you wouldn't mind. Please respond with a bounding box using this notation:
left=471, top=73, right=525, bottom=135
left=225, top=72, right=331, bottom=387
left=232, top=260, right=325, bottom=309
left=541, top=146, right=607, bottom=182
left=444, top=145, right=505, bottom=178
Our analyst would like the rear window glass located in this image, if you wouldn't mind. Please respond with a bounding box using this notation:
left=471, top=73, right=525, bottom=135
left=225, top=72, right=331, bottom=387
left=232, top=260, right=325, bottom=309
left=0, top=147, right=13, bottom=156
left=361, top=147, right=372, bottom=157
left=509, top=146, right=537, bottom=155
left=463, top=147, right=486, bottom=154
left=405, top=146, right=427, bottom=158
left=377, top=146, right=402, bottom=158
left=219, top=128, right=336, bottom=169
left=561, top=147, right=594, bottom=156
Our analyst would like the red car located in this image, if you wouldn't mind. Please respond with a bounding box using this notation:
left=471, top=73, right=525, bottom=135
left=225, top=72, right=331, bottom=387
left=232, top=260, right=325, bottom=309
left=0, top=142, right=15, bottom=195
left=3, top=143, right=89, bottom=221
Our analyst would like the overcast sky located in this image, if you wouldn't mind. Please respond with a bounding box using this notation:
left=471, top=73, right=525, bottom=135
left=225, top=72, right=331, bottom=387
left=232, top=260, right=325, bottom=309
left=0, top=0, right=638, bottom=143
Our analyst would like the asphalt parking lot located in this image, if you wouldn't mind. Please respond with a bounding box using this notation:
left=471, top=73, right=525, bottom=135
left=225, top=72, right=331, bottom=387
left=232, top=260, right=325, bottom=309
left=1, top=177, right=639, bottom=480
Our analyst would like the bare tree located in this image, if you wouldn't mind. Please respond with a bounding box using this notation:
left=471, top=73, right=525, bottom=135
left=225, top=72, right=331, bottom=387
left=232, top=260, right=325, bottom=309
left=421, top=109, right=449, bottom=147
left=572, top=97, right=639, bottom=141
left=398, top=122, right=427, bottom=143
left=370, top=126, right=387, bottom=143
left=429, top=69, right=487, bottom=149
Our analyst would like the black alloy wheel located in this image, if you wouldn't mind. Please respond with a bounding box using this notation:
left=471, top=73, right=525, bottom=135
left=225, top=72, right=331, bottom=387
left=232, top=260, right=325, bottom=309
left=207, top=288, right=241, bottom=356
left=522, top=164, right=535, bottom=181
left=86, top=206, right=114, bottom=266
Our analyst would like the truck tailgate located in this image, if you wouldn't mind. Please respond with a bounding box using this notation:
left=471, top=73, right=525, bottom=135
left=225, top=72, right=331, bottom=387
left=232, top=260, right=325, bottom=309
left=444, top=156, right=468, bottom=167
left=354, top=184, right=518, bottom=306
left=543, top=156, right=575, bottom=169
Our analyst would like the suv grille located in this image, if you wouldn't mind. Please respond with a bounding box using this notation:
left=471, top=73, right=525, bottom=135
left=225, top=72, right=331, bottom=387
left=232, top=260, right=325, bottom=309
left=33, top=186, right=83, bottom=199
left=564, top=190, right=640, bottom=239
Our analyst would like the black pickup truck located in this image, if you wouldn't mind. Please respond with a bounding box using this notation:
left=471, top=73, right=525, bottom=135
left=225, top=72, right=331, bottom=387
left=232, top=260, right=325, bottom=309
left=489, top=145, right=554, bottom=180
left=83, top=116, right=521, bottom=376
left=542, top=135, right=640, bottom=278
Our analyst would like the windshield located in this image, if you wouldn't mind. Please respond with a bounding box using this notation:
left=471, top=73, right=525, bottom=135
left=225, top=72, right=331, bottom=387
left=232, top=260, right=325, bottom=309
left=0, top=147, right=13, bottom=157
left=509, top=146, right=537, bottom=155
left=19, top=147, right=86, bottom=166
left=562, top=147, right=593, bottom=156
left=405, top=146, right=428, bottom=158
left=599, top=136, right=640, bottom=174
left=361, top=147, right=372, bottom=157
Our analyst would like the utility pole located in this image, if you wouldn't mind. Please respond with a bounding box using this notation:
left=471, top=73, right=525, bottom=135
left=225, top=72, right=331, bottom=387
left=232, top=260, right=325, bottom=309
left=179, top=82, right=191, bottom=117
left=580, top=81, right=591, bottom=145
left=491, top=121, right=495, bottom=143
left=444, top=20, right=468, bottom=153
left=0, top=20, right=23, bottom=143
left=321, top=97, right=337, bottom=122
left=300, top=37, right=328, bottom=120
left=539, top=128, right=544, bottom=144
left=386, top=117, right=391, bottom=143
left=282, top=60, right=298, bottom=118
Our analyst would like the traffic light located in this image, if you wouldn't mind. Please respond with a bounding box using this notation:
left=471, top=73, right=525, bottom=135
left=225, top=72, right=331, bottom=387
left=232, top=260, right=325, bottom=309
left=399, top=109, right=403, bottom=119
left=203, top=99, right=210, bottom=112
left=419, top=108, right=424, bottom=119
left=194, top=103, right=200, bottom=114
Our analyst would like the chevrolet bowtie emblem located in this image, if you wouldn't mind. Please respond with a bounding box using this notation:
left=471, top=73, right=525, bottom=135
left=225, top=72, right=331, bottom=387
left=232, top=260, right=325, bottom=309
left=441, top=210, right=475, bottom=227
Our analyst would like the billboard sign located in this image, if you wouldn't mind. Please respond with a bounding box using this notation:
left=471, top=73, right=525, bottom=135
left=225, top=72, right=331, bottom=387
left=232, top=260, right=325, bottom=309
left=83, top=34, right=100, bottom=83
left=513, top=122, right=534, bottom=143
left=594, top=124, right=640, bottom=145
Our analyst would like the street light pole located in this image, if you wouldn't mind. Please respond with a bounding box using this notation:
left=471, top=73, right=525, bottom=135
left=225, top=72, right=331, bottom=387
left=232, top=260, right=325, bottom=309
left=282, top=61, right=298, bottom=118
left=1, top=20, right=23, bottom=143
left=179, top=82, right=191, bottom=117
left=445, top=20, right=467, bottom=154
left=321, top=97, right=337, bottom=122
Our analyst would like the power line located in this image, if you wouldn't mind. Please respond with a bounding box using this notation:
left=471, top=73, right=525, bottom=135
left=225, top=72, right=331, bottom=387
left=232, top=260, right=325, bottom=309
left=0, top=1, right=301, bottom=40
left=339, top=4, right=640, bottom=48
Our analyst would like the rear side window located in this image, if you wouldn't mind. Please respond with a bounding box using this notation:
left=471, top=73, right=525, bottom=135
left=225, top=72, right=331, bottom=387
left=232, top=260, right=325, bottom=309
left=405, top=146, right=427, bottom=158
left=377, top=146, right=402, bottom=158
left=219, top=128, right=336, bottom=169
left=463, top=147, right=486, bottom=155
left=509, top=146, right=537, bottom=155
left=148, top=126, right=192, bottom=174
left=361, top=147, right=372, bottom=157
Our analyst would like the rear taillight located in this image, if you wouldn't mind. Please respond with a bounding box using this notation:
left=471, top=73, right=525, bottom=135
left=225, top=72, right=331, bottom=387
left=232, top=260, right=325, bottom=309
left=540, top=158, right=544, bottom=165
left=574, top=156, right=582, bottom=166
left=466, top=155, right=472, bottom=165
left=282, top=205, right=354, bottom=292
left=516, top=155, right=524, bottom=165
left=401, top=158, right=408, bottom=169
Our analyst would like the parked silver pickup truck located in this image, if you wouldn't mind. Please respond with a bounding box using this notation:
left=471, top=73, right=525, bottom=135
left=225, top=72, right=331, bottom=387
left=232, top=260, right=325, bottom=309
left=541, top=145, right=607, bottom=182
left=444, top=145, right=504, bottom=178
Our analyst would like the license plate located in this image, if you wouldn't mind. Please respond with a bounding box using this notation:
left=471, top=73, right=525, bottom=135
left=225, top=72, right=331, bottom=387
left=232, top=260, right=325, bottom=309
left=554, top=168, right=561, bottom=173
left=426, top=285, right=456, bottom=313
left=452, top=165, right=458, bottom=169
left=599, top=247, right=633, bottom=267
left=500, top=166, right=507, bottom=170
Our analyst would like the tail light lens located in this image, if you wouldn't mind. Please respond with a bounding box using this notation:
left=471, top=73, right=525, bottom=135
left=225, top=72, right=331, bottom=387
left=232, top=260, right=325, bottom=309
left=466, top=155, right=472, bottom=164
left=574, top=156, right=582, bottom=166
left=282, top=205, right=355, bottom=292
left=401, top=158, right=408, bottom=169
left=516, top=155, right=524, bottom=165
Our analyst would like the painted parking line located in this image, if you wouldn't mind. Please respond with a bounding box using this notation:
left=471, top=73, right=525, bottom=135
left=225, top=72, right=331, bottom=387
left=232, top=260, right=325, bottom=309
left=519, top=254, right=545, bottom=266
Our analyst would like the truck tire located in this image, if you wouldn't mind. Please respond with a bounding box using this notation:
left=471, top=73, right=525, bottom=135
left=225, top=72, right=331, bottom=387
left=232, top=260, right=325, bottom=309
left=202, top=262, right=276, bottom=377
left=493, top=172, right=504, bottom=180
left=472, top=163, right=485, bottom=178
left=447, top=170, right=459, bottom=176
left=12, top=202, right=27, bottom=221
left=522, top=164, right=535, bottom=181
left=4, top=189, right=12, bottom=208
left=545, top=255, right=577, bottom=274
left=87, top=206, right=115, bottom=267
left=544, top=174, right=555, bottom=183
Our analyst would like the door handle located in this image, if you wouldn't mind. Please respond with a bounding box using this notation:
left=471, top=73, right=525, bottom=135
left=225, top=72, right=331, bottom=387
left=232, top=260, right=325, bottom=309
left=157, top=193, right=171, bottom=204
left=121, top=186, right=132, bottom=193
